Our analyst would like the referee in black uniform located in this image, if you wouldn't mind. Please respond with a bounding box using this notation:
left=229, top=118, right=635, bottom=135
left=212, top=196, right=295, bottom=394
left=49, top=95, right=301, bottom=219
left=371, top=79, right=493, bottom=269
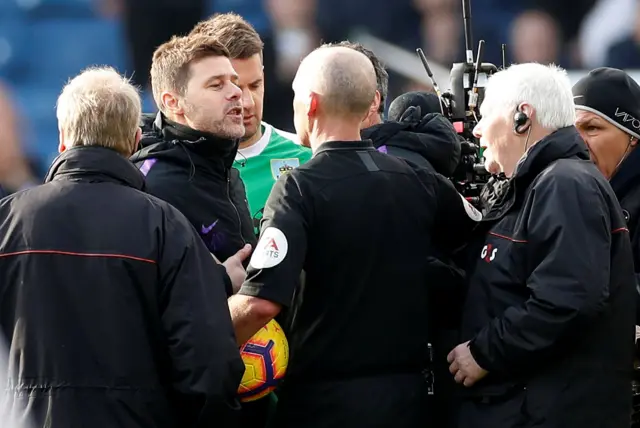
left=227, top=45, right=482, bottom=428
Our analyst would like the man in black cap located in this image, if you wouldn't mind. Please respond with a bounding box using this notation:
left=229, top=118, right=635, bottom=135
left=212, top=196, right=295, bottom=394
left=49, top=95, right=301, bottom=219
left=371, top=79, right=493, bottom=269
left=573, top=69, right=640, bottom=426
left=573, top=67, right=640, bottom=324
left=377, top=90, right=460, bottom=175
left=388, top=90, right=444, bottom=119
left=328, top=41, right=462, bottom=178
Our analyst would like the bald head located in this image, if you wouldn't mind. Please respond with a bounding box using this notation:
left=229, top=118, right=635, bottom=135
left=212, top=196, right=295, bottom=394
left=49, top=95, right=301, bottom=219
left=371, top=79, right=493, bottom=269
left=294, top=46, right=377, bottom=119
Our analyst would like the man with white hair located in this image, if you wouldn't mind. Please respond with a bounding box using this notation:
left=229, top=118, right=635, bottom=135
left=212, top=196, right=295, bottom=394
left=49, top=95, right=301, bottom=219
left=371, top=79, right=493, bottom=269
left=0, top=67, right=246, bottom=428
left=227, top=45, right=479, bottom=428
left=447, top=63, right=636, bottom=428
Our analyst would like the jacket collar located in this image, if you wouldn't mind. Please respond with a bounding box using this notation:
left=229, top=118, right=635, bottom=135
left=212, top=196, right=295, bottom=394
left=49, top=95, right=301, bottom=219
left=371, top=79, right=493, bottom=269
left=153, top=112, right=239, bottom=168
left=314, top=140, right=375, bottom=157
left=511, top=126, right=589, bottom=180
left=610, top=146, right=640, bottom=199
left=485, top=127, right=589, bottom=220
left=45, top=146, right=145, bottom=190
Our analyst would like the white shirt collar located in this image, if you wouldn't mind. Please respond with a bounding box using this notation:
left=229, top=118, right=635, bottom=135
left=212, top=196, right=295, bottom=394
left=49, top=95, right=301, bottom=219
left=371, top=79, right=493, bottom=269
left=236, top=122, right=272, bottom=160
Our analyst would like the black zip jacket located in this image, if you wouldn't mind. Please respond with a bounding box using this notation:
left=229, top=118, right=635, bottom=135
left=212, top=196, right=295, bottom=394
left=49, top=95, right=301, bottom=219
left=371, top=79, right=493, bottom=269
left=610, top=147, right=640, bottom=325
left=361, top=113, right=468, bottom=322
left=362, top=111, right=466, bottom=428
left=131, top=113, right=257, bottom=265
left=0, top=146, right=244, bottom=428
left=458, top=127, right=635, bottom=428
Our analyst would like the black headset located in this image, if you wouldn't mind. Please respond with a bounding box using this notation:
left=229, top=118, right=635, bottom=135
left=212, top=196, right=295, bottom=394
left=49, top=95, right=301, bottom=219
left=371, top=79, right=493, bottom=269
left=513, top=109, right=529, bottom=135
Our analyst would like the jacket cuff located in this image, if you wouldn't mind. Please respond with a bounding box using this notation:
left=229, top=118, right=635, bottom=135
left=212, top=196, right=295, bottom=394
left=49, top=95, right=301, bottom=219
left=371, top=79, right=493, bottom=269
left=222, top=271, right=233, bottom=297
left=468, top=337, right=495, bottom=373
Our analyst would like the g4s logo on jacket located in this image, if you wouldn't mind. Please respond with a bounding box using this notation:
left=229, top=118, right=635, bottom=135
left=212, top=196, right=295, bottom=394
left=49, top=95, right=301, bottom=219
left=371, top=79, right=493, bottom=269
left=480, top=244, right=498, bottom=262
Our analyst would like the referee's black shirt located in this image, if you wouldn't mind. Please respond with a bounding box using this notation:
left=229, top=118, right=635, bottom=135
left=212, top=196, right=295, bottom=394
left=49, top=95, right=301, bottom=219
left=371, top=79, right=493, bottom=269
left=239, top=140, right=479, bottom=383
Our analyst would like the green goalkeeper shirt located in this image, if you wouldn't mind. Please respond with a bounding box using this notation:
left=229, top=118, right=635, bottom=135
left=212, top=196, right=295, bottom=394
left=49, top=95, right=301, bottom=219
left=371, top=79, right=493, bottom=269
left=235, top=122, right=312, bottom=234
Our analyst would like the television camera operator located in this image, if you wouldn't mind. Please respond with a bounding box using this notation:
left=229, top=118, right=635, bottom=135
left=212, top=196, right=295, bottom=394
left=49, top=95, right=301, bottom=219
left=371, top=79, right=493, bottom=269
left=225, top=45, right=481, bottom=428
left=330, top=41, right=463, bottom=179
left=447, top=62, right=636, bottom=428
left=338, top=42, right=470, bottom=427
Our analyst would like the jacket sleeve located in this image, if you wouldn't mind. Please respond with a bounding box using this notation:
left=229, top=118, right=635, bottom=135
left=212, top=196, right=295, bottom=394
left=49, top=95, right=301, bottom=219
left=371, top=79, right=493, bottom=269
left=158, top=206, right=245, bottom=427
left=469, top=172, right=612, bottom=375
left=631, top=231, right=640, bottom=325
left=238, top=173, right=308, bottom=307
left=230, top=168, right=259, bottom=248
left=636, top=273, right=640, bottom=326
left=431, top=173, right=482, bottom=255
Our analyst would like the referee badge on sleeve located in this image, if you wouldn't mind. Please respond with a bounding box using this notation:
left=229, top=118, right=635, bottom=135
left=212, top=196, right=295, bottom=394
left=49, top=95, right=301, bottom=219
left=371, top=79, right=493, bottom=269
left=250, top=227, right=289, bottom=269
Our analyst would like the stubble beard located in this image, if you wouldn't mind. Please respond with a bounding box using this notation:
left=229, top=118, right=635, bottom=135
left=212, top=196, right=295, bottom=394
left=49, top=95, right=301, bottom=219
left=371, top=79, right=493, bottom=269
left=208, top=117, right=245, bottom=140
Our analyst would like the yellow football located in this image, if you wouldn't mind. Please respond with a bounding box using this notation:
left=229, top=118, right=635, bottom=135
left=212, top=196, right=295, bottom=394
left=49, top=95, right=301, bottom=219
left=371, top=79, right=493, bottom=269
left=237, top=319, right=289, bottom=402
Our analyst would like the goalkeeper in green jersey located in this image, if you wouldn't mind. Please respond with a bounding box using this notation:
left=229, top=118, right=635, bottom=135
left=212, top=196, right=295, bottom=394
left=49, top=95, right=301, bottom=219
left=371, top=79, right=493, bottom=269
left=190, top=13, right=311, bottom=237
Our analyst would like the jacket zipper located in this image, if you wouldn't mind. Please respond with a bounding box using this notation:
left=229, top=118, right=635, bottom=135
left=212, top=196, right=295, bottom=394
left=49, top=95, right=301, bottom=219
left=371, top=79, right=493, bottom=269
left=227, top=169, right=247, bottom=245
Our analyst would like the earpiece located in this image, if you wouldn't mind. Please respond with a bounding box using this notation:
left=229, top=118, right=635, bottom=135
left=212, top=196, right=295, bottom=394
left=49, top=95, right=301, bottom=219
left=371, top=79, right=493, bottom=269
left=513, top=109, right=529, bottom=135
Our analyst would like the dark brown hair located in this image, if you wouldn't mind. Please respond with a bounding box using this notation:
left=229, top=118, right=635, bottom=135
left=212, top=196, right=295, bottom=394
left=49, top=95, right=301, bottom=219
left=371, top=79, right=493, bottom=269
left=190, top=13, right=264, bottom=60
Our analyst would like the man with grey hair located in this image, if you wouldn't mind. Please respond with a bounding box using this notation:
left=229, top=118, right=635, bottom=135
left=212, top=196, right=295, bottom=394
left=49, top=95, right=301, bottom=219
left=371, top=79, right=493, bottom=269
left=0, top=67, right=246, bottom=428
left=448, top=63, right=635, bottom=428
left=227, top=45, right=479, bottom=428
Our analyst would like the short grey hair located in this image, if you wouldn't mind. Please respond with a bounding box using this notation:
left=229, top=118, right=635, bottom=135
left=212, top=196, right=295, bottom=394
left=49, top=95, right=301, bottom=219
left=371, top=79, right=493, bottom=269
left=480, top=63, right=575, bottom=130
left=300, top=46, right=376, bottom=120
left=324, top=41, right=388, bottom=115
left=56, top=66, right=141, bottom=156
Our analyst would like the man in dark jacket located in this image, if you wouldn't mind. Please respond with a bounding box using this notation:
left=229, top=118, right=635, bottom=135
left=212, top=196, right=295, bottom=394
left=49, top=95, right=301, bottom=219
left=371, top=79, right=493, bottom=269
left=362, top=93, right=465, bottom=428
left=573, top=68, right=640, bottom=323
left=131, top=35, right=256, bottom=269
left=347, top=42, right=467, bottom=428
left=573, top=68, right=640, bottom=426
left=363, top=106, right=461, bottom=177
left=0, top=67, right=247, bottom=428
left=229, top=45, right=482, bottom=428
left=448, top=62, right=636, bottom=428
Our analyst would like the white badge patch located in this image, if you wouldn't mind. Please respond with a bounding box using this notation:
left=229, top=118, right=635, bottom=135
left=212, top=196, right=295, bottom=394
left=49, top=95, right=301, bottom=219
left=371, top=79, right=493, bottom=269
left=459, top=193, right=483, bottom=222
left=249, top=227, right=289, bottom=269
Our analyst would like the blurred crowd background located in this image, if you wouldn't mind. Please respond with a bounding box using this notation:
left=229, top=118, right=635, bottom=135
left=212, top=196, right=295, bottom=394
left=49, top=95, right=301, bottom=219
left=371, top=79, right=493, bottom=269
left=0, top=0, right=639, bottom=191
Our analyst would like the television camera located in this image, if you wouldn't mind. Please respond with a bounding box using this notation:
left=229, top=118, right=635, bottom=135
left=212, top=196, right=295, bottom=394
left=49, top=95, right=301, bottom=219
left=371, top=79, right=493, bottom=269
left=416, top=0, right=506, bottom=204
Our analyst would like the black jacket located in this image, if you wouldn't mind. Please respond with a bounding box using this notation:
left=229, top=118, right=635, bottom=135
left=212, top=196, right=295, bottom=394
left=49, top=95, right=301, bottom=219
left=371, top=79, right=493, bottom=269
left=611, top=147, right=640, bottom=325
left=0, top=146, right=244, bottom=428
left=360, top=111, right=462, bottom=177
left=131, top=113, right=257, bottom=264
left=361, top=113, right=471, bottom=318
left=362, top=111, right=466, bottom=428
left=458, top=127, right=636, bottom=428
left=238, top=140, right=479, bottom=428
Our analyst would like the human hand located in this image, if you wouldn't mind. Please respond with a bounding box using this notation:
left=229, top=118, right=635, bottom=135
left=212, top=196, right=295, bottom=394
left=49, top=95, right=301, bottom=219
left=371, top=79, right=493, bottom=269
left=447, top=341, right=488, bottom=387
left=222, top=244, right=252, bottom=293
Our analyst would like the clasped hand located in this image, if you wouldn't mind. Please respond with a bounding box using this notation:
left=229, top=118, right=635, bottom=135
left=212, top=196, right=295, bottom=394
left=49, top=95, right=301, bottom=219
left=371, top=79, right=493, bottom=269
left=447, top=341, right=488, bottom=387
